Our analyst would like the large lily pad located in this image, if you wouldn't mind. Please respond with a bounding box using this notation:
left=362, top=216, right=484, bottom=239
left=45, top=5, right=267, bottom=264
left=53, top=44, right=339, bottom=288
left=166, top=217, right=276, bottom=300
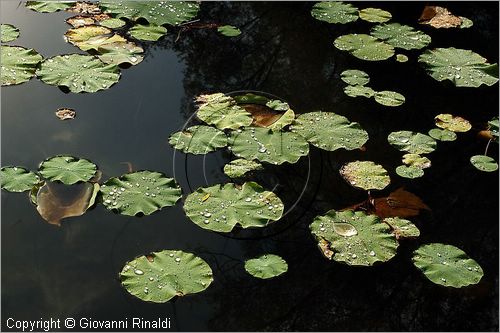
left=412, top=243, right=483, bottom=288
left=396, top=165, right=424, bottom=179
left=184, top=182, right=284, bottom=233
left=196, top=93, right=253, bottom=130
left=64, top=26, right=127, bottom=51
left=428, top=128, right=457, bottom=142
left=291, top=111, right=368, bottom=152
left=371, top=23, right=431, bottom=50
left=244, top=254, right=288, bottom=279
left=311, top=2, right=358, bottom=24
left=96, top=42, right=144, bottom=65
left=1, top=24, right=20, bottom=43
left=36, top=54, right=120, bottom=93
left=359, top=8, right=392, bottom=23
left=384, top=217, right=420, bottom=240
left=38, top=155, right=97, bottom=185
left=129, top=24, right=167, bottom=41
left=418, top=47, right=499, bottom=88
left=169, top=125, right=227, bottom=155
left=120, top=250, right=213, bottom=303
left=217, top=25, right=241, bottom=37
left=387, top=131, right=437, bottom=154
left=100, top=170, right=181, bottom=216
left=374, top=90, right=405, bottom=106
left=223, top=159, right=263, bottom=178
left=228, top=127, right=309, bottom=165
left=340, top=69, right=370, bottom=86
left=470, top=155, right=498, bottom=172
left=310, top=210, right=398, bottom=266
left=434, top=113, right=471, bottom=132
left=26, top=1, right=74, bottom=13
left=0, top=166, right=40, bottom=192
left=334, top=34, right=395, bottom=61
left=1, top=46, right=43, bottom=86
left=340, top=161, right=390, bottom=191
left=343, top=85, right=376, bottom=98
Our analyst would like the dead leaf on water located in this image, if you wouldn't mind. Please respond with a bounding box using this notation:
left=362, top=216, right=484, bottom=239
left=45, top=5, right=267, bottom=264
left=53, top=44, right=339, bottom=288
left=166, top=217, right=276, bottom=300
left=55, top=108, right=76, bottom=120
left=418, top=6, right=463, bottom=28
left=67, top=1, right=101, bottom=15
left=241, top=103, right=284, bottom=128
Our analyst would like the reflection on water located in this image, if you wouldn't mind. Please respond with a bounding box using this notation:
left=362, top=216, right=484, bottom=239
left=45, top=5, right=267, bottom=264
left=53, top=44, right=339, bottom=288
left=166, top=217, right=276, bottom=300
left=1, top=1, right=499, bottom=331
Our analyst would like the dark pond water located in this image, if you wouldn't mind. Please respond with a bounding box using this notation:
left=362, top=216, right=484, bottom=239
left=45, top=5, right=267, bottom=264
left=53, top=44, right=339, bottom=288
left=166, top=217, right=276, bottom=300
left=1, top=1, right=499, bottom=331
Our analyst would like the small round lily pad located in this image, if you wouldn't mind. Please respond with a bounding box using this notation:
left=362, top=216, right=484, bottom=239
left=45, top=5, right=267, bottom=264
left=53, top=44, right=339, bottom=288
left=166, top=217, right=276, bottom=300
left=340, top=69, right=370, bottom=86
left=334, top=34, right=395, bottom=61
left=359, top=8, right=392, bottom=23
left=374, top=90, right=405, bottom=106
left=311, top=1, right=359, bottom=24
left=217, top=25, right=241, bottom=37
left=402, top=154, right=431, bottom=169
left=434, top=113, right=472, bottom=133
left=343, top=85, right=376, bottom=98
left=396, top=54, right=409, bottom=63
left=129, top=24, right=168, bottom=41
left=0, top=166, right=40, bottom=192
left=428, top=128, right=457, bottom=141
left=470, top=155, right=498, bottom=172
left=387, top=131, right=437, bottom=154
left=169, top=125, right=227, bottom=155
left=1, top=46, right=43, bottom=86
left=340, top=161, right=390, bottom=191
left=396, top=165, right=425, bottom=179
left=223, top=159, right=263, bottom=178
left=38, top=155, right=97, bottom=185
left=1, top=24, right=20, bottom=43
left=244, top=254, right=288, bottom=279
left=384, top=217, right=420, bottom=239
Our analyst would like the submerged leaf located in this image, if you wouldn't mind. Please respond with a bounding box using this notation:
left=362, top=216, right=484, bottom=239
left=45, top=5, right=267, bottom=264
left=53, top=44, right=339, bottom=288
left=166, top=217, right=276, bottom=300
left=340, top=161, right=390, bottom=191
left=223, top=159, right=263, bottom=178
left=1, top=24, right=20, bottom=43
left=387, top=131, right=437, bottom=154
left=169, top=125, right=227, bottom=155
left=26, top=1, right=74, bottom=13
left=244, top=254, right=288, bottom=279
left=428, top=128, right=457, bottom=141
left=1, top=46, right=43, bottom=86
left=217, top=25, right=241, bottom=37
left=470, top=155, right=498, bottom=172
left=38, top=155, right=97, bottom=185
left=196, top=93, right=252, bottom=130
left=340, top=69, right=370, bottom=86
left=0, top=166, right=40, bottom=193
left=334, top=34, right=394, bottom=61
left=359, top=8, right=392, bottom=23
left=343, top=85, right=376, bottom=98
left=374, top=90, right=405, bottom=106
left=96, top=41, right=144, bottom=65
left=434, top=113, right=471, bottom=132
left=129, top=24, right=167, bottom=41
left=371, top=23, right=431, bottom=50
left=396, top=165, right=424, bottom=179
left=311, top=1, right=359, bottom=24
left=384, top=217, right=420, bottom=240
left=55, top=108, right=76, bottom=120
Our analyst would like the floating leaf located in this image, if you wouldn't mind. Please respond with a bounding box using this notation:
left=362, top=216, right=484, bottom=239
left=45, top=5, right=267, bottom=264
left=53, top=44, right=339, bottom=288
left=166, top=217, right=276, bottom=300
left=1, top=46, right=43, bottom=86
left=412, top=243, right=483, bottom=288
left=38, top=155, right=97, bottom=185
left=26, top=1, right=74, bottom=13
left=434, top=113, right=471, bottom=133
left=169, top=125, right=227, bottom=155
left=340, top=161, right=390, bottom=191
left=291, top=111, right=369, bottom=152
left=232, top=93, right=270, bottom=105
left=244, top=254, right=288, bottom=279
left=1, top=24, right=20, bottom=43
left=120, top=250, right=213, bottom=303
left=334, top=34, right=394, bottom=61
left=396, top=165, right=424, bottom=179
left=418, top=47, right=499, bottom=88
left=217, top=25, right=241, bottom=37
left=55, top=107, right=76, bottom=120
left=0, top=166, right=40, bottom=192
left=371, top=23, right=431, bottom=50
left=374, top=90, right=405, bottom=106
left=488, top=117, right=499, bottom=139
left=129, top=24, right=167, bottom=41
left=64, top=25, right=126, bottom=51
left=343, top=85, right=376, bottom=98
left=184, top=182, right=284, bottom=233
left=67, top=1, right=101, bottom=14
left=384, top=217, right=420, bottom=240
left=470, top=155, right=498, bottom=172
left=340, top=69, right=370, bottom=85
left=236, top=94, right=295, bottom=131
left=36, top=54, right=120, bottom=93
left=100, top=170, right=181, bottom=216
left=359, top=8, right=392, bottom=23
left=223, top=159, right=263, bottom=178
left=311, top=1, right=358, bottom=24
left=428, top=128, right=457, bottom=141
left=310, top=210, right=398, bottom=266
left=97, top=42, right=144, bottom=65
left=196, top=93, right=252, bottom=130
left=100, top=18, right=126, bottom=29
left=387, top=131, right=437, bottom=154
left=66, top=15, right=98, bottom=28
left=402, top=154, right=431, bottom=169
left=460, top=17, right=473, bottom=29
left=419, top=6, right=471, bottom=29
left=396, top=54, right=409, bottom=63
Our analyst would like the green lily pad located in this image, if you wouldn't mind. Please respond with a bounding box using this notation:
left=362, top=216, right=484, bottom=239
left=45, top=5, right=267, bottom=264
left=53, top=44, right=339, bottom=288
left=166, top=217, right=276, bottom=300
left=169, top=125, right=227, bottom=155
left=217, top=25, right=241, bottom=37
left=129, top=24, right=167, bottom=41
left=223, top=159, right=263, bottom=178
left=1, top=24, right=20, bottom=43
left=402, top=154, right=431, bottom=169
left=434, top=113, right=471, bottom=133
left=412, top=243, right=483, bottom=288
left=343, top=85, right=376, bottom=98
left=244, top=254, right=288, bottom=279
left=340, top=69, right=370, bottom=85
left=428, top=128, right=457, bottom=141
left=1, top=46, right=43, bottom=86
left=1, top=166, right=40, bottom=193
left=311, top=1, right=358, bottom=24
left=36, top=54, right=120, bottom=93
left=229, top=127, right=309, bottom=165
left=418, top=47, right=499, bottom=88
left=470, top=155, right=498, bottom=172
left=488, top=117, right=499, bottom=138
left=460, top=17, right=474, bottom=29
left=334, top=34, right=395, bottom=61
left=65, top=25, right=127, bottom=51
left=38, top=155, right=97, bottom=185
left=371, top=23, right=431, bottom=50
left=374, top=90, right=405, bottom=106
left=196, top=93, right=253, bottom=130
left=265, top=99, right=288, bottom=111
left=100, top=18, right=127, bottom=29
left=291, top=111, right=368, bottom=152
left=26, top=1, right=74, bottom=13
left=384, top=217, right=420, bottom=240
left=359, top=8, right=392, bottom=23
left=96, top=41, right=144, bottom=65
left=396, top=165, right=424, bottom=179
left=396, top=54, right=409, bottom=63
left=120, top=250, right=213, bottom=303
left=340, top=161, right=390, bottom=191
left=184, top=182, right=284, bottom=233
left=100, top=1, right=200, bottom=26
left=310, top=210, right=398, bottom=266
left=387, top=131, right=437, bottom=154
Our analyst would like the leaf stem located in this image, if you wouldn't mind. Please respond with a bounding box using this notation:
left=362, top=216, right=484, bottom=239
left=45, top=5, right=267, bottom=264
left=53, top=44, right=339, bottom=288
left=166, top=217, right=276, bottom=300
left=484, top=138, right=492, bottom=156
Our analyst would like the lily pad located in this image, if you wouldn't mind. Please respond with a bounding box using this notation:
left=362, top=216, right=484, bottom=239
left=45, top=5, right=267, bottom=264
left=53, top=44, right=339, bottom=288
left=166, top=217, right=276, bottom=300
left=434, top=113, right=471, bottom=133
left=26, top=1, right=74, bottom=13
left=460, top=17, right=474, bottom=29
left=371, top=23, right=431, bottom=50
left=129, top=24, right=167, bottom=41
left=418, top=47, right=499, bottom=88
left=470, top=155, right=498, bottom=172
left=66, top=15, right=104, bottom=28
left=184, top=182, right=284, bottom=233
left=1, top=46, right=43, bottom=86
left=244, top=254, right=288, bottom=279
left=396, top=54, right=409, bottom=63
left=169, top=125, right=227, bottom=155
left=291, top=111, right=368, bottom=152
left=67, top=1, right=101, bottom=15
left=340, top=161, right=390, bottom=191
left=396, top=165, right=424, bottom=179
left=488, top=117, right=499, bottom=139
left=196, top=93, right=253, bottom=130
left=428, top=128, right=457, bottom=141
left=38, top=155, right=97, bottom=185
left=374, top=90, right=405, bottom=106
left=412, top=243, right=483, bottom=288
left=0, top=166, right=40, bottom=192
left=343, top=85, right=376, bottom=98
left=334, top=34, right=394, bottom=61
left=236, top=95, right=295, bottom=131
left=64, top=25, right=127, bottom=51
left=100, top=18, right=127, bottom=29
left=359, top=8, right=392, bottom=23
left=55, top=107, right=76, bottom=120
left=223, top=159, right=263, bottom=178
left=217, top=25, right=241, bottom=37
left=311, top=1, right=358, bottom=24
left=340, top=69, right=370, bottom=85
left=384, top=217, right=420, bottom=240
left=96, top=42, right=144, bottom=65
left=387, top=131, right=437, bottom=154
left=402, top=154, right=431, bottom=169
left=310, top=210, right=398, bottom=266
left=100, top=170, right=181, bottom=216
left=1, top=24, right=20, bottom=43
left=120, top=250, right=213, bottom=303
left=36, top=54, right=120, bottom=93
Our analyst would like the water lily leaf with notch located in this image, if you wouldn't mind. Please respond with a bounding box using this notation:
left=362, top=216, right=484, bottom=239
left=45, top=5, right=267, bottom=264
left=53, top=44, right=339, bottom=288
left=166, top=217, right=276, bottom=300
left=196, top=93, right=253, bottom=130
left=396, top=165, right=424, bottom=179
left=1, top=46, right=43, bottom=86
left=371, top=23, right=431, bottom=50
left=434, top=113, right=471, bottom=132
left=470, top=155, right=498, bottom=172
left=244, top=254, right=288, bottom=279
left=26, top=1, right=74, bottom=12
left=120, top=250, right=213, bottom=303
left=169, top=125, right=227, bottom=155
left=311, top=2, right=359, bottom=24
left=184, top=182, right=284, bottom=233
left=334, top=34, right=394, bottom=61
left=402, top=154, right=431, bottom=169
left=340, top=69, right=370, bottom=86
left=65, top=25, right=126, bottom=51
left=1, top=24, right=20, bottom=43
left=36, top=54, right=120, bottom=93
left=388, top=131, right=437, bottom=154
left=428, top=128, right=457, bottom=141
left=97, top=42, right=144, bottom=65
left=412, top=243, right=483, bottom=288
left=343, top=85, right=376, bottom=98
left=384, top=217, right=420, bottom=240
left=374, top=90, right=405, bottom=106
left=217, top=25, right=241, bottom=37
left=223, top=159, right=263, bottom=178
left=340, top=161, right=390, bottom=191
left=418, top=47, right=499, bottom=88
left=38, top=155, right=97, bottom=185
left=129, top=24, right=167, bottom=41
left=291, top=111, right=368, bottom=152
left=359, top=8, right=392, bottom=23
left=100, top=18, right=126, bottom=29
left=310, top=209, right=398, bottom=266
left=1, top=166, right=40, bottom=192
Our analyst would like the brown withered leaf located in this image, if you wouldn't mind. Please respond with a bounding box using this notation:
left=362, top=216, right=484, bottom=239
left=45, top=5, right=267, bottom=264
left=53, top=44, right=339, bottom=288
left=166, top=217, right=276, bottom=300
left=418, top=6, right=462, bottom=28
left=66, top=14, right=111, bottom=28
left=67, top=1, right=101, bottom=15
left=317, top=238, right=334, bottom=260
left=240, top=103, right=283, bottom=128
left=55, top=108, right=76, bottom=120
